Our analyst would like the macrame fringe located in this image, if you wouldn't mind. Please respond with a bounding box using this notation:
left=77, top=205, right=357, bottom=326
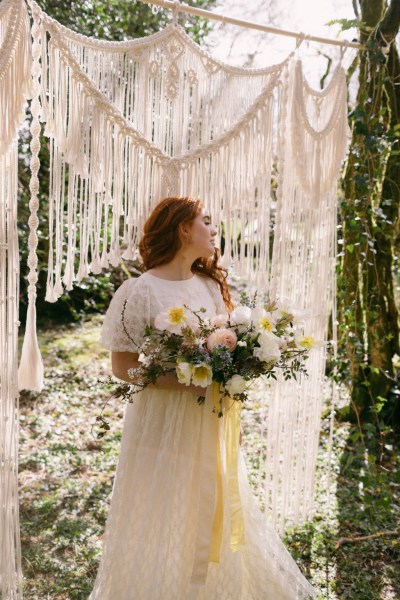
left=0, top=0, right=32, bottom=156
left=0, top=0, right=31, bottom=596
left=18, top=2, right=44, bottom=392
left=258, top=58, right=350, bottom=533
left=28, top=3, right=292, bottom=299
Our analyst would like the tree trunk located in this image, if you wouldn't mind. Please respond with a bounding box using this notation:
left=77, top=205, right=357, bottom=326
left=338, top=0, right=400, bottom=427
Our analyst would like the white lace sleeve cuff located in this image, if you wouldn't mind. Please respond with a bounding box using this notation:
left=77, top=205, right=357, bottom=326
left=100, top=277, right=151, bottom=352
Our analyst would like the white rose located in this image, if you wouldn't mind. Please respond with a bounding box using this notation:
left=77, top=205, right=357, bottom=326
left=254, top=331, right=281, bottom=363
left=229, top=306, right=252, bottom=332
left=225, top=374, right=248, bottom=396
left=176, top=361, right=194, bottom=386
left=191, top=363, right=213, bottom=387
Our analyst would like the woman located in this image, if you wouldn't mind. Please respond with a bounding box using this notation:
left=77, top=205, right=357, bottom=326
left=90, top=197, right=316, bottom=599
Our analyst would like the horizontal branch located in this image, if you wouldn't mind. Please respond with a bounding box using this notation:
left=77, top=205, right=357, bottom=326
left=335, top=529, right=399, bottom=549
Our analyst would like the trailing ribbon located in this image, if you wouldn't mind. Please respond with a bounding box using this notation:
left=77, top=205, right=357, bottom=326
left=210, top=392, right=245, bottom=561
left=223, top=395, right=245, bottom=551
left=189, top=383, right=245, bottom=598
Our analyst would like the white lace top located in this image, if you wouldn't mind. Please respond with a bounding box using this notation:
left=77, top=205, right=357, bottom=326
left=100, top=271, right=227, bottom=353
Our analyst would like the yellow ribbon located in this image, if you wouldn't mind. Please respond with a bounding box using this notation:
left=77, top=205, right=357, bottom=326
left=189, top=384, right=245, bottom=597
left=210, top=387, right=245, bottom=562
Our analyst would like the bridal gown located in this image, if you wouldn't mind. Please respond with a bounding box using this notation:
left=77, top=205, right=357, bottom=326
left=89, top=272, right=317, bottom=600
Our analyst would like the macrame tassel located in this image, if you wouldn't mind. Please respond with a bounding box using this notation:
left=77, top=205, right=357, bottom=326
left=18, top=7, right=44, bottom=392
left=18, top=299, right=44, bottom=391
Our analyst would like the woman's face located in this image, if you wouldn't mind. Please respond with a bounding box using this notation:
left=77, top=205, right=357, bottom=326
left=185, top=208, right=217, bottom=258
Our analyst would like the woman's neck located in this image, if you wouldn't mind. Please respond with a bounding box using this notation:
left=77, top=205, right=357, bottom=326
left=148, top=251, right=196, bottom=281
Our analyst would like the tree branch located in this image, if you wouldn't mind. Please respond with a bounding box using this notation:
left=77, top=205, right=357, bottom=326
left=352, top=0, right=360, bottom=20
left=335, top=529, right=400, bottom=549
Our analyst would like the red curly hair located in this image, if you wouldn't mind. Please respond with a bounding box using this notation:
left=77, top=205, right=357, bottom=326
left=139, top=196, right=233, bottom=311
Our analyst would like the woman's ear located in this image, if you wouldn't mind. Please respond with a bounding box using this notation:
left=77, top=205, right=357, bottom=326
left=178, top=222, right=191, bottom=244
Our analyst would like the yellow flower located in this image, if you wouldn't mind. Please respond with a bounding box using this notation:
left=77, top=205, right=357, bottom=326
left=191, top=363, right=213, bottom=387
left=154, top=305, right=198, bottom=334
left=298, top=336, right=317, bottom=350
left=259, top=316, right=273, bottom=332
left=168, top=307, right=186, bottom=324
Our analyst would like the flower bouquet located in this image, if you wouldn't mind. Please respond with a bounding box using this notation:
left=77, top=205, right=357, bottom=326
left=96, top=291, right=318, bottom=437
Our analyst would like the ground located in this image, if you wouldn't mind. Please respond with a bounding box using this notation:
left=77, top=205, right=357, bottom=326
left=18, top=316, right=400, bottom=599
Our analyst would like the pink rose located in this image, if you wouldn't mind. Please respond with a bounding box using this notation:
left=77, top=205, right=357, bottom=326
left=207, top=328, right=237, bottom=352
left=211, top=314, right=229, bottom=327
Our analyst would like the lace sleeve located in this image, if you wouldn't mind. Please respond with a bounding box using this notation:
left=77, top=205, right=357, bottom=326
left=100, top=277, right=151, bottom=352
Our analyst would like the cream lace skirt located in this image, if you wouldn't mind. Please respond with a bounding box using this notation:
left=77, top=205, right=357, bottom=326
left=89, top=387, right=316, bottom=600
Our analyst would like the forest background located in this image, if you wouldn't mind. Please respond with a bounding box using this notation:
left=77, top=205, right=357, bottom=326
left=17, top=0, right=400, bottom=598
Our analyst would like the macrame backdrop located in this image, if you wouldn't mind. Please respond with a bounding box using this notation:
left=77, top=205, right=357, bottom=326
left=0, top=0, right=350, bottom=594
left=0, top=0, right=31, bottom=596
left=265, top=60, right=349, bottom=532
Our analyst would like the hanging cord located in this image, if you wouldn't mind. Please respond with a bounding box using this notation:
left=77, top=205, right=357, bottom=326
left=171, top=0, right=180, bottom=26
left=138, top=0, right=364, bottom=50
left=339, top=42, right=350, bottom=65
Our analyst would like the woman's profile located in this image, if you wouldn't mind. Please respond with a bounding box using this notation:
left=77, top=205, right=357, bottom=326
left=89, top=196, right=316, bottom=599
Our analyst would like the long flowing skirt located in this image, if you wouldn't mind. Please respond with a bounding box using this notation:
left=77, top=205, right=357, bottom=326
left=89, top=388, right=317, bottom=599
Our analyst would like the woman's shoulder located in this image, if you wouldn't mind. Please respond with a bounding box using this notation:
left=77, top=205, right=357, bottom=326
left=193, top=272, right=220, bottom=292
left=109, top=274, right=152, bottom=307
left=193, top=273, right=228, bottom=314
left=116, top=273, right=149, bottom=292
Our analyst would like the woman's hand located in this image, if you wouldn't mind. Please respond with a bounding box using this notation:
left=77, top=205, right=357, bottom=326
left=111, top=352, right=208, bottom=395
left=148, top=371, right=207, bottom=395
left=111, top=351, right=141, bottom=383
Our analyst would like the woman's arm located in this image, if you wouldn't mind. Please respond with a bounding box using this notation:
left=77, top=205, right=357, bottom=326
left=111, top=351, right=206, bottom=395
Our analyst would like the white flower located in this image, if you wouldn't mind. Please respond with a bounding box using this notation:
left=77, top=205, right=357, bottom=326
left=294, top=333, right=321, bottom=350
left=225, top=374, right=248, bottom=396
left=237, top=340, right=247, bottom=347
left=229, top=306, right=252, bottom=332
left=154, top=306, right=198, bottom=334
left=255, top=310, right=277, bottom=333
left=211, top=314, right=229, bottom=327
left=253, top=331, right=281, bottom=363
left=274, top=301, right=311, bottom=326
left=138, top=352, right=152, bottom=367
left=191, top=363, right=213, bottom=387
left=176, top=361, right=194, bottom=386
left=250, top=307, right=265, bottom=323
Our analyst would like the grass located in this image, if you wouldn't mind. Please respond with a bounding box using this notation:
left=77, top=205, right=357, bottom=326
left=19, top=316, right=400, bottom=599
